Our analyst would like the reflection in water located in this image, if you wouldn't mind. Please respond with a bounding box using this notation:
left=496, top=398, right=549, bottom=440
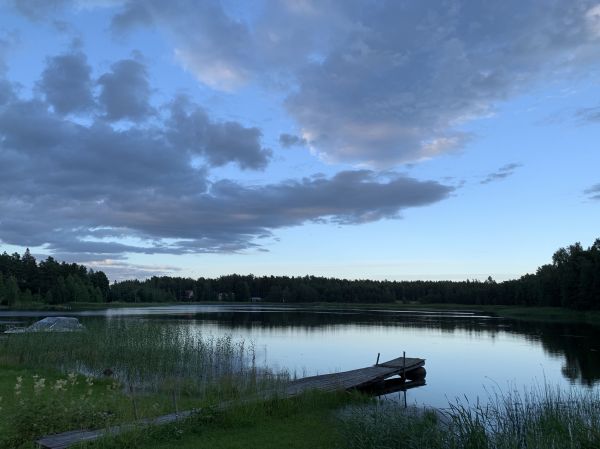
left=1, top=305, right=599, bottom=407
left=136, top=307, right=600, bottom=387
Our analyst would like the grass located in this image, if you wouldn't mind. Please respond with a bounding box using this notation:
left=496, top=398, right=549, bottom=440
left=0, top=360, right=364, bottom=449
left=0, top=321, right=290, bottom=448
left=0, top=364, right=132, bottom=449
left=0, top=320, right=287, bottom=396
left=338, top=385, right=600, bottom=449
left=83, top=390, right=367, bottom=449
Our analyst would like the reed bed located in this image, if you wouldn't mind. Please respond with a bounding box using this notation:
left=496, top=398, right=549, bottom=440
left=339, top=385, right=600, bottom=449
left=0, top=320, right=287, bottom=397
left=0, top=320, right=290, bottom=448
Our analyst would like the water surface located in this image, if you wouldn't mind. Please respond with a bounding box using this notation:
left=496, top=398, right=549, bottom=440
left=2, top=304, right=599, bottom=408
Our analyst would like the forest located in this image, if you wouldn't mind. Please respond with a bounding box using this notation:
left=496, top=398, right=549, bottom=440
left=0, top=249, right=109, bottom=305
left=1, top=239, right=599, bottom=310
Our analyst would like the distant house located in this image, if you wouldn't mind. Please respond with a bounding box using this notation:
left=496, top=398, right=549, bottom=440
left=250, top=296, right=262, bottom=303
left=218, top=292, right=235, bottom=301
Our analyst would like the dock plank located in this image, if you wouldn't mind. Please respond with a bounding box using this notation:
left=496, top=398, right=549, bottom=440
left=36, top=355, right=425, bottom=449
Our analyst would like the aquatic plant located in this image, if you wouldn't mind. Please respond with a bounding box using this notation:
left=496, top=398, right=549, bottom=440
left=339, top=385, right=600, bottom=449
left=0, top=320, right=285, bottom=397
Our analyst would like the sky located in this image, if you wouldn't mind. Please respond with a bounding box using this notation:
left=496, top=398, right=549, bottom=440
left=0, top=0, right=599, bottom=282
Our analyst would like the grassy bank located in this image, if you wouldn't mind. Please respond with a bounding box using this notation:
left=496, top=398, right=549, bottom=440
left=0, top=362, right=359, bottom=449
left=85, top=390, right=366, bottom=449
left=339, top=385, right=600, bottom=449
left=0, top=320, right=281, bottom=395
left=0, top=321, right=289, bottom=448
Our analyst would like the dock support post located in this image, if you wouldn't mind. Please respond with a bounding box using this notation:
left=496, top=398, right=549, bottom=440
left=376, top=352, right=380, bottom=366
left=402, top=351, right=406, bottom=383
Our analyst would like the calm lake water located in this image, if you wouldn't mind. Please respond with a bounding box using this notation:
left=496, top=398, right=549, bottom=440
left=2, top=304, right=599, bottom=408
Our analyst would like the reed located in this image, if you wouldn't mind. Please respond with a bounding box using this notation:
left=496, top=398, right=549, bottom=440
left=0, top=320, right=290, bottom=448
left=339, top=385, right=600, bottom=449
left=0, top=320, right=287, bottom=397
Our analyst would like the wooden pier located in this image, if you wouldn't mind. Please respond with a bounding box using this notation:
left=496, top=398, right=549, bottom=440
left=36, top=355, right=425, bottom=449
left=281, top=355, right=425, bottom=397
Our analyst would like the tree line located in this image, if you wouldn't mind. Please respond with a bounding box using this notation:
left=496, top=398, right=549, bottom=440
left=1, top=238, right=599, bottom=309
left=0, top=249, right=109, bottom=306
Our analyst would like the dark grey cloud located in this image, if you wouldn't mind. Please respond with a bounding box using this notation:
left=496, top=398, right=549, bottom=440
left=167, top=96, right=271, bottom=170
left=110, top=1, right=154, bottom=34
left=0, top=66, right=453, bottom=259
left=279, top=133, right=307, bottom=148
left=38, top=51, right=95, bottom=114
left=584, top=184, right=600, bottom=200
left=98, top=58, right=153, bottom=122
left=480, top=163, right=522, bottom=185
left=107, top=0, right=600, bottom=166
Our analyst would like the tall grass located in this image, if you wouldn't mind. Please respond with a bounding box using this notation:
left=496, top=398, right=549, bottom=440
left=339, top=385, right=600, bottom=449
left=0, top=320, right=286, bottom=397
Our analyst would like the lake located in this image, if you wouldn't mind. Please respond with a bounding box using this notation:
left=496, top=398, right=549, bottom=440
left=2, top=304, right=599, bottom=408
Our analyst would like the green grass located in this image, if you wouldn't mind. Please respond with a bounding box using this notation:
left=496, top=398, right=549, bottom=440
left=0, top=361, right=364, bottom=449
left=338, top=385, right=600, bottom=449
left=84, top=390, right=367, bottom=449
left=0, top=321, right=290, bottom=448
left=0, top=363, right=133, bottom=449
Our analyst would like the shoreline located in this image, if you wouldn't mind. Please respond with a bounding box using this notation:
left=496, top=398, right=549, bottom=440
left=2, top=300, right=600, bottom=325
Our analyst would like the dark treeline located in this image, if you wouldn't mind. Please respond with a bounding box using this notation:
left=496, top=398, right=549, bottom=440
left=1, top=239, right=600, bottom=310
left=0, top=249, right=109, bottom=306
left=111, top=239, right=600, bottom=310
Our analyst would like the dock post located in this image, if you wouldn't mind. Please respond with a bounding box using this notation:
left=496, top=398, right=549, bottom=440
left=376, top=352, right=380, bottom=366
left=402, top=351, right=406, bottom=383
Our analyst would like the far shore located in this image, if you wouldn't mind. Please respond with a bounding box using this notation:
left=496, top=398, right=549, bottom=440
left=2, top=300, right=600, bottom=325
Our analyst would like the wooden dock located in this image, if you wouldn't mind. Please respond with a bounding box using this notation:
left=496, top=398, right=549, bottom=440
left=36, top=355, right=425, bottom=449
left=281, top=355, right=425, bottom=397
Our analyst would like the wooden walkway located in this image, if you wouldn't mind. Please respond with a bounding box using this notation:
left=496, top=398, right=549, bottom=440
left=36, top=355, right=425, bottom=449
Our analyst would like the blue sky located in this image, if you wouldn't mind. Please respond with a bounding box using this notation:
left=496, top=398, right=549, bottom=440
left=0, top=0, right=599, bottom=281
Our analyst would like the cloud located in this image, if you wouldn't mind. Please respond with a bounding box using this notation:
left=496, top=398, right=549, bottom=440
left=480, top=163, right=522, bottom=185
left=0, top=63, right=453, bottom=260
left=8, top=0, right=69, bottom=20
left=576, top=105, right=600, bottom=122
left=9, top=0, right=122, bottom=20
left=98, top=58, right=154, bottom=122
left=106, top=0, right=600, bottom=167
left=166, top=96, right=272, bottom=170
left=38, top=50, right=95, bottom=114
left=584, top=183, right=600, bottom=200
left=279, top=133, right=307, bottom=148
left=110, top=1, right=256, bottom=91
left=12, top=1, right=600, bottom=165
left=69, top=258, right=181, bottom=282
